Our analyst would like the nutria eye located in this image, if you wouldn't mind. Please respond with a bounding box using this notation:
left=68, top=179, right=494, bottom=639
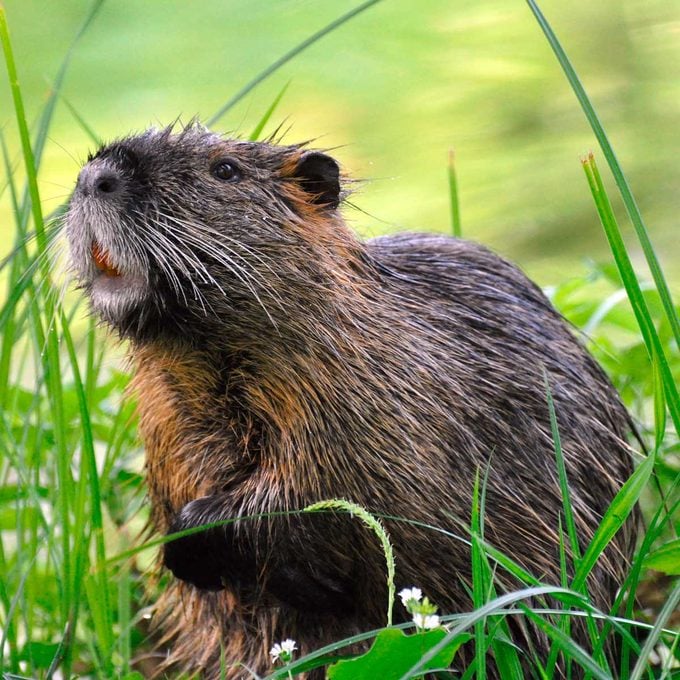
left=211, top=161, right=240, bottom=182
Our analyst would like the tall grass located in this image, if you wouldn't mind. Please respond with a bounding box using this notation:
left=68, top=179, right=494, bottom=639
left=1, top=1, right=678, bottom=678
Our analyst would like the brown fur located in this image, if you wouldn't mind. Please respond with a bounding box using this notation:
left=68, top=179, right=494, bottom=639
left=66, top=126, right=638, bottom=679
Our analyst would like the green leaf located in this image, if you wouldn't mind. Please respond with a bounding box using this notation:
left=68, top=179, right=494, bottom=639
left=643, top=539, right=680, bottom=576
left=18, top=641, right=60, bottom=669
left=327, top=628, right=469, bottom=680
left=573, top=450, right=655, bottom=590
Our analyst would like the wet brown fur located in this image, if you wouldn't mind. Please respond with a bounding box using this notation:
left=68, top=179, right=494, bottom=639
left=67, top=127, right=638, bottom=679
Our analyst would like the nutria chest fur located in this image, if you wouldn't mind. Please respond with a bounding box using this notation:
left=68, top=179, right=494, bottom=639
left=67, top=125, right=636, bottom=678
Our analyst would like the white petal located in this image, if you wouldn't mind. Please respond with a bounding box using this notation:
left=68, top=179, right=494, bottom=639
left=423, top=615, right=440, bottom=629
left=281, top=639, right=297, bottom=653
left=398, top=587, right=423, bottom=606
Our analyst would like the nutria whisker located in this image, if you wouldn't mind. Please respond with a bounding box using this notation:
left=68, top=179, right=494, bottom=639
left=136, top=205, right=234, bottom=320
left=151, top=208, right=284, bottom=322
left=158, top=197, right=287, bottom=285
left=152, top=211, right=269, bottom=300
left=132, top=211, right=201, bottom=308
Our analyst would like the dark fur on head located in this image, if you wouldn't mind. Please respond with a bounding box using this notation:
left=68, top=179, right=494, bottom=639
left=67, top=124, right=349, bottom=343
left=67, top=123, right=638, bottom=679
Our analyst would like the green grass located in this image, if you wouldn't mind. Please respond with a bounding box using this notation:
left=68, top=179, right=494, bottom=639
left=1, top=1, right=679, bottom=678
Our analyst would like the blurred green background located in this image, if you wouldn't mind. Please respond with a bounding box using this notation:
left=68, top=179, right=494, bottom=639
left=1, top=0, right=678, bottom=284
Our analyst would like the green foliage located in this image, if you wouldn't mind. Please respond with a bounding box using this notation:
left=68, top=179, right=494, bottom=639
left=644, top=540, right=680, bottom=576
left=1, top=0, right=678, bottom=679
left=326, top=628, right=470, bottom=680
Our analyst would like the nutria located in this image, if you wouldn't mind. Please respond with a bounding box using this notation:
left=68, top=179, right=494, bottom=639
left=66, top=124, right=637, bottom=678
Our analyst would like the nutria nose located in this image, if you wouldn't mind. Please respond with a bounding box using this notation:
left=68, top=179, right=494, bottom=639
left=77, top=163, right=123, bottom=197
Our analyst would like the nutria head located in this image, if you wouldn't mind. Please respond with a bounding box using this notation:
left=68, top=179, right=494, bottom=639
left=66, top=125, right=349, bottom=342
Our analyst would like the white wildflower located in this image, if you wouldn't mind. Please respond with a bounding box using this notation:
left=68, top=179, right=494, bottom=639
left=650, top=643, right=680, bottom=669
left=398, top=587, right=423, bottom=607
left=270, top=638, right=297, bottom=663
left=280, top=639, right=297, bottom=654
left=413, top=613, right=441, bottom=630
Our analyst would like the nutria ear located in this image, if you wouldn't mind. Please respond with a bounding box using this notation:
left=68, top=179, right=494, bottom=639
left=294, top=151, right=340, bottom=209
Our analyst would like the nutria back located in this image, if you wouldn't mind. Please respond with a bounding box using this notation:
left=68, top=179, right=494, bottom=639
left=66, top=124, right=636, bottom=678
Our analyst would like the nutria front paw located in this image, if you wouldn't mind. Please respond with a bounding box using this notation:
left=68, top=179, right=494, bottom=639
left=163, top=497, right=233, bottom=591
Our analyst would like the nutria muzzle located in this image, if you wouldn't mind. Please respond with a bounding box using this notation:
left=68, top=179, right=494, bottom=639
left=67, top=154, right=154, bottom=330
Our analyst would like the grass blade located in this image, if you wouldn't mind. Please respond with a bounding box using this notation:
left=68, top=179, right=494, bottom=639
left=0, top=129, right=24, bottom=406
left=60, top=312, right=113, bottom=673
left=544, top=375, right=583, bottom=676
left=305, top=499, right=395, bottom=626
left=33, top=0, right=106, bottom=166
left=249, top=80, right=290, bottom=141
left=629, top=580, right=680, bottom=680
left=402, top=586, right=589, bottom=678
left=471, top=470, right=487, bottom=678
left=520, top=605, right=611, bottom=680
left=651, top=347, right=667, bottom=453
left=0, top=7, right=100, bottom=674
left=448, top=149, right=462, bottom=238
left=581, top=153, right=680, bottom=436
left=208, top=0, right=384, bottom=126
left=61, top=95, right=102, bottom=147
left=545, top=375, right=580, bottom=564
left=526, top=0, right=680, bottom=353
left=572, top=448, right=654, bottom=591
left=0, top=7, right=45, bottom=248
left=0, top=532, right=19, bottom=672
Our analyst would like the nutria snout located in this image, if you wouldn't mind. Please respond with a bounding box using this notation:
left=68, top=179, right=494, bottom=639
left=67, top=123, right=637, bottom=679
